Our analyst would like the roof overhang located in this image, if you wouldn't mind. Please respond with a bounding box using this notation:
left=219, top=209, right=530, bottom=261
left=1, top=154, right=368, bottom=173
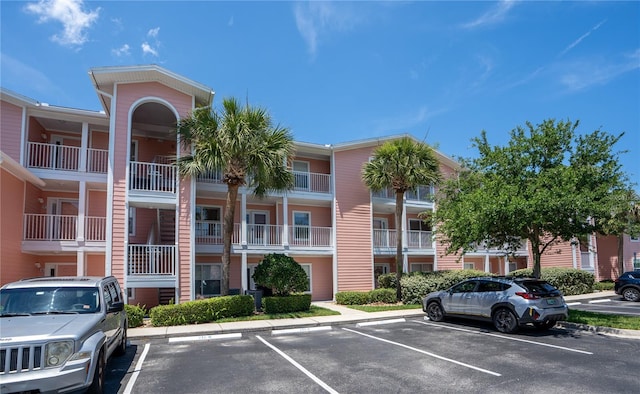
left=88, top=64, right=215, bottom=116
left=0, top=151, right=46, bottom=188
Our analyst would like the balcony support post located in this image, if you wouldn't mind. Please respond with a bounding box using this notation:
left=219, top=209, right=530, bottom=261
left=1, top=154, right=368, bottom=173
left=77, top=249, right=86, bottom=276
left=282, top=195, right=289, bottom=247
left=80, top=122, right=88, bottom=172
left=77, top=181, right=86, bottom=242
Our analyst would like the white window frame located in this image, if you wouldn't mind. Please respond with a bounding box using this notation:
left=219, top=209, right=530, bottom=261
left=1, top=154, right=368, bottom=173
left=293, top=160, right=310, bottom=191
left=195, top=263, right=222, bottom=297
left=630, top=236, right=639, bottom=242
left=410, top=263, right=433, bottom=273
left=463, top=262, right=475, bottom=270
left=300, top=263, right=312, bottom=294
left=373, top=218, right=388, bottom=229
left=129, top=207, right=136, bottom=236
left=195, top=205, right=222, bottom=237
left=292, top=211, right=311, bottom=241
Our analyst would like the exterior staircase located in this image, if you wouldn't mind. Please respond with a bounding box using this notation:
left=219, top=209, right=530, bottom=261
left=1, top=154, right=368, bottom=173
left=159, top=209, right=175, bottom=245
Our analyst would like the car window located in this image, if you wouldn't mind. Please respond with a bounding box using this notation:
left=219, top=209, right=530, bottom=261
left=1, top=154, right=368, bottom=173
left=451, top=281, right=477, bottom=293
left=521, top=281, right=558, bottom=295
left=103, top=284, right=113, bottom=308
left=478, top=281, right=506, bottom=292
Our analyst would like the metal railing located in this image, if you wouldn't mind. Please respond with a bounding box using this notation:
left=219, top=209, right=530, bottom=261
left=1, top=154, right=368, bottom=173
left=289, top=226, right=332, bottom=247
left=195, top=223, right=332, bottom=247
left=129, top=161, right=176, bottom=193
left=23, top=214, right=77, bottom=241
left=128, top=245, right=176, bottom=276
left=246, top=224, right=283, bottom=246
left=373, top=229, right=433, bottom=249
left=87, top=148, right=109, bottom=173
left=292, top=171, right=331, bottom=193
left=26, top=142, right=79, bottom=171
left=372, top=185, right=434, bottom=202
left=85, top=216, right=106, bottom=241
left=195, top=220, right=223, bottom=244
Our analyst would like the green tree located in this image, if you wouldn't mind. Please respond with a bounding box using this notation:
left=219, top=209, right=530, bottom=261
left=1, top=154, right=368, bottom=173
left=433, top=119, right=630, bottom=278
left=362, top=136, right=441, bottom=300
left=600, top=189, right=640, bottom=275
left=252, top=253, right=309, bottom=296
left=176, top=98, right=294, bottom=295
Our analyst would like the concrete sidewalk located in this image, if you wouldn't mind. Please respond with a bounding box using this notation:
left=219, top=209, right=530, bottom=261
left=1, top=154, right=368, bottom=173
left=128, top=290, right=638, bottom=340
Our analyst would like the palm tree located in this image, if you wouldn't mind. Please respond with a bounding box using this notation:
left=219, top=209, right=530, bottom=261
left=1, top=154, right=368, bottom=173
left=362, top=136, right=441, bottom=301
left=176, top=97, right=294, bottom=295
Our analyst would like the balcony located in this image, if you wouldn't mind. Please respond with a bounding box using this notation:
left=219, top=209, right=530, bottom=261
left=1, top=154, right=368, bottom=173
left=23, top=214, right=107, bottom=241
left=26, top=142, right=108, bottom=174
left=127, top=245, right=177, bottom=287
left=194, top=222, right=333, bottom=248
left=373, top=185, right=434, bottom=202
left=197, top=170, right=332, bottom=194
left=373, top=229, right=433, bottom=251
left=129, top=161, right=176, bottom=194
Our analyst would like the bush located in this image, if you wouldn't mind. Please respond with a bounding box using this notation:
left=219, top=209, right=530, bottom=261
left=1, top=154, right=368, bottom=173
left=125, top=304, right=147, bottom=328
left=253, top=253, right=309, bottom=296
left=377, top=273, right=397, bottom=289
left=263, top=294, right=311, bottom=314
left=335, top=291, right=370, bottom=305
left=400, top=269, right=492, bottom=304
left=149, top=295, right=254, bottom=327
left=594, top=281, right=615, bottom=291
left=510, top=267, right=594, bottom=295
left=368, top=288, right=397, bottom=303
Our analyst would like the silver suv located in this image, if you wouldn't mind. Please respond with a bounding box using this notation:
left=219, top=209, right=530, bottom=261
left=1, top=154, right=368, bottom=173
left=422, top=277, right=569, bottom=333
left=0, top=276, right=127, bottom=393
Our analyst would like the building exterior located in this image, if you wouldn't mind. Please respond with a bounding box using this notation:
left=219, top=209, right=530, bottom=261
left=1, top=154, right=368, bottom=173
left=1, top=65, right=638, bottom=307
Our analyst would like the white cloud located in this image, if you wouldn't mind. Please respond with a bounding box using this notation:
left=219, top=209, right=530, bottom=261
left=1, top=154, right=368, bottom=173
left=461, top=0, right=516, bottom=30
left=147, top=27, right=160, bottom=38
left=141, top=42, right=158, bottom=57
left=0, top=53, right=63, bottom=97
left=559, top=20, right=607, bottom=57
left=24, top=0, right=100, bottom=47
left=112, top=44, right=130, bottom=57
left=293, top=2, right=364, bottom=58
left=372, top=105, right=448, bottom=135
left=558, top=50, right=640, bottom=92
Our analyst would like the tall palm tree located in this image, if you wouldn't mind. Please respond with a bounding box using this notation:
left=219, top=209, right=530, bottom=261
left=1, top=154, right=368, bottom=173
left=362, top=137, right=441, bottom=301
left=176, top=97, right=294, bottom=295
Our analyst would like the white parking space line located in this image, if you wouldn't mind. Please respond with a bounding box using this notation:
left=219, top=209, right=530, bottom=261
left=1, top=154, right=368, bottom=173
left=272, top=326, right=333, bottom=336
left=256, top=335, right=339, bottom=394
left=123, top=342, right=150, bottom=394
left=417, top=320, right=593, bottom=355
left=588, top=299, right=612, bottom=304
left=566, top=302, right=582, bottom=306
left=342, top=328, right=501, bottom=376
left=168, top=333, right=242, bottom=343
left=356, top=318, right=405, bottom=327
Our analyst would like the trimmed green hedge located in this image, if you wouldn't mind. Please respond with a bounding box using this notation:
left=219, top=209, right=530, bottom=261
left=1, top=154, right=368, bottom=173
left=510, top=267, right=594, bottom=295
left=262, top=294, right=312, bottom=314
left=335, top=288, right=397, bottom=305
left=149, top=295, right=254, bottom=327
left=125, top=303, right=147, bottom=328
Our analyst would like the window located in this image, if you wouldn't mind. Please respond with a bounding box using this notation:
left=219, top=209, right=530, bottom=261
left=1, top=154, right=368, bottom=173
left=631, top=236, right=639, bottom=242
left=300, top=264, right=312, bottom=293
left=451, top=281, right=477, bottom=293
left=463, top=262, right=475, bottom=270
left=128, top=207, right=136, bottom=236
left=195, top=206, right=222, bottom=237
left=409, top=219, right=431, bottom=232
left=410, top=263, right=433, bottom=273
left=195, top=264, right=221, bottom=297
left=477, top=281, right=507, bottom=292
left=127, top=288, right=136, bottom=300
left=293, top=161, right=310, bottom=190
left=293, top=211, right=310, bottom=241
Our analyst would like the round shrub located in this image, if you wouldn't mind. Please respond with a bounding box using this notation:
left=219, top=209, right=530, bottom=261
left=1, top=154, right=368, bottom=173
left=253, top=253, right=309, bottom=296
left=368, top=288, right=397, bottom=303
left=377, top=273, right=397, bottom=289
left=335, top=291, right=370, bottom=305
left=124, top=303, right=147, bottom=328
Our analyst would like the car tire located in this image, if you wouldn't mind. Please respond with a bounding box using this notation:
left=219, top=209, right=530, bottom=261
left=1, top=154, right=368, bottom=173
left=493, top=308, right=519, bottom=333
left=87, top=349, right=105, bottom=394
left=427, top=302, right=445, bottom=322
left=533, top=320, right=556, bottom=330
left=621, top=287, right=640, bottom=302
left=114, top=326, right=127, bottom=356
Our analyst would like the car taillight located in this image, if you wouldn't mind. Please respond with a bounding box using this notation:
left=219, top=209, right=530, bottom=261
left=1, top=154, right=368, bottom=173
left=515, top=292, right=540, bottom=300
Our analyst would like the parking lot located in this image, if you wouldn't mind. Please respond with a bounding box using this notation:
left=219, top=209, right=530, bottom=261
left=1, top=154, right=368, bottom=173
left=107, top=317, right=640, bottom=394
left=567, top=295, right=640, bottom=317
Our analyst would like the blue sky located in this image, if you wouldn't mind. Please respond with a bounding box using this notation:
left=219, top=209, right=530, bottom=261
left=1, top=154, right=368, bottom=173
left=1, top=0, right=639, bottom=189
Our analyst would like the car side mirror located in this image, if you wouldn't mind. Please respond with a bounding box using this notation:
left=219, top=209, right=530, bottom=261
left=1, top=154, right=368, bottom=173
left=108, top=301, right=125, bottom=313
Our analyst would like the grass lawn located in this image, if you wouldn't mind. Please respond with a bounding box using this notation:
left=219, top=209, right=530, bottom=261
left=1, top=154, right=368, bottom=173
left=348, top=304, right=422, bottom=312
left=216, top=305, right=340, bottom=323
left=567, top=309, right=640, bottom=330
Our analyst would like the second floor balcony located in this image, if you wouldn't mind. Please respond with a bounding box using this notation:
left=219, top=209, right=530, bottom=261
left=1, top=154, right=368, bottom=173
left=26, top=141, right=108, bottom=174
left=129, top=161, right=176, bottom=194
left=22, top=214, right=106, bottom=251
left=373, top=229, right=434, bottom=251
left=197, top=170, right=332, bottom=194
left=195, top=221, right=333, bottom=248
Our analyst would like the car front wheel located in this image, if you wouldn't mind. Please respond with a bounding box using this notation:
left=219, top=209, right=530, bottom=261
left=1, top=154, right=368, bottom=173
left=87, top=350, right=105, bottom=394
left=427, top=302, right=445, bottom=322
left=493, top=308, right=519, bottom=333
left=622, top=287, right=640, bottom=302
left=114, top=326, right=127, bottom=356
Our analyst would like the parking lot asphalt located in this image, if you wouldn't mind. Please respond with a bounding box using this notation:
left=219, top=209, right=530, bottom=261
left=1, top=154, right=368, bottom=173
left=128, top=290, right=640, bottom=341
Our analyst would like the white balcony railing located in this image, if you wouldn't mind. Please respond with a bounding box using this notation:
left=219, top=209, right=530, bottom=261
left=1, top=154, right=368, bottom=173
left=129, top=161, right=176, bottom=193
left=246, top=224, right=283, bottom=246
left=289, top=226, right=332, bottom=247
left=23, top=214, right=107, bottom=242
left=128, top=245, right=176, bottom=276
left=373, top=229, right=433, bottom=250
left=25, top=142, right=108, bottom=174
left=373, top=185, right=434, bottom=202
left=292, top=171, right=331, bottom=193
left=195, top=220, right=223, bottom=244
left=23, top=214, right=77, bottom=241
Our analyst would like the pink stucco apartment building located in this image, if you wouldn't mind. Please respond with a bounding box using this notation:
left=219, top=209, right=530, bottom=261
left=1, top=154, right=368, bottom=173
left=1, top=65, right=638, bottom=308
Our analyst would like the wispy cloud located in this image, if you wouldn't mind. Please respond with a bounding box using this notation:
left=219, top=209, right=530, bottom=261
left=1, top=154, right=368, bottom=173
left=461, top=0, right=517, bottom=30
left=372, top=105, right=449, bottom=135
left=228, top=16, right=234, bottom=27
left=141, top=27, right=160, bottom=57
left=559, top=19, right=606, bottom=57
left=112, top=44, right=130, bottom=57
left=24, top=0, right=100, bottom=47
left=558, top=49, right=640, bottom=92
left=0, top=53, right=63, bottom=98
left=293, top=2, right=364, bottom=59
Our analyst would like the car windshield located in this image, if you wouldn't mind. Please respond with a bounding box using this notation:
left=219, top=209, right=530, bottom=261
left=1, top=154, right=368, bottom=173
left=520, top=281, right=559, bottom=296
left=0, top=287, right=100, bottom=316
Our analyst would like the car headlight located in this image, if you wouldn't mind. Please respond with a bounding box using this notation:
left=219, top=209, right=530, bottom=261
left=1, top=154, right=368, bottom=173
left=44, top=341, right=74, bottom=367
